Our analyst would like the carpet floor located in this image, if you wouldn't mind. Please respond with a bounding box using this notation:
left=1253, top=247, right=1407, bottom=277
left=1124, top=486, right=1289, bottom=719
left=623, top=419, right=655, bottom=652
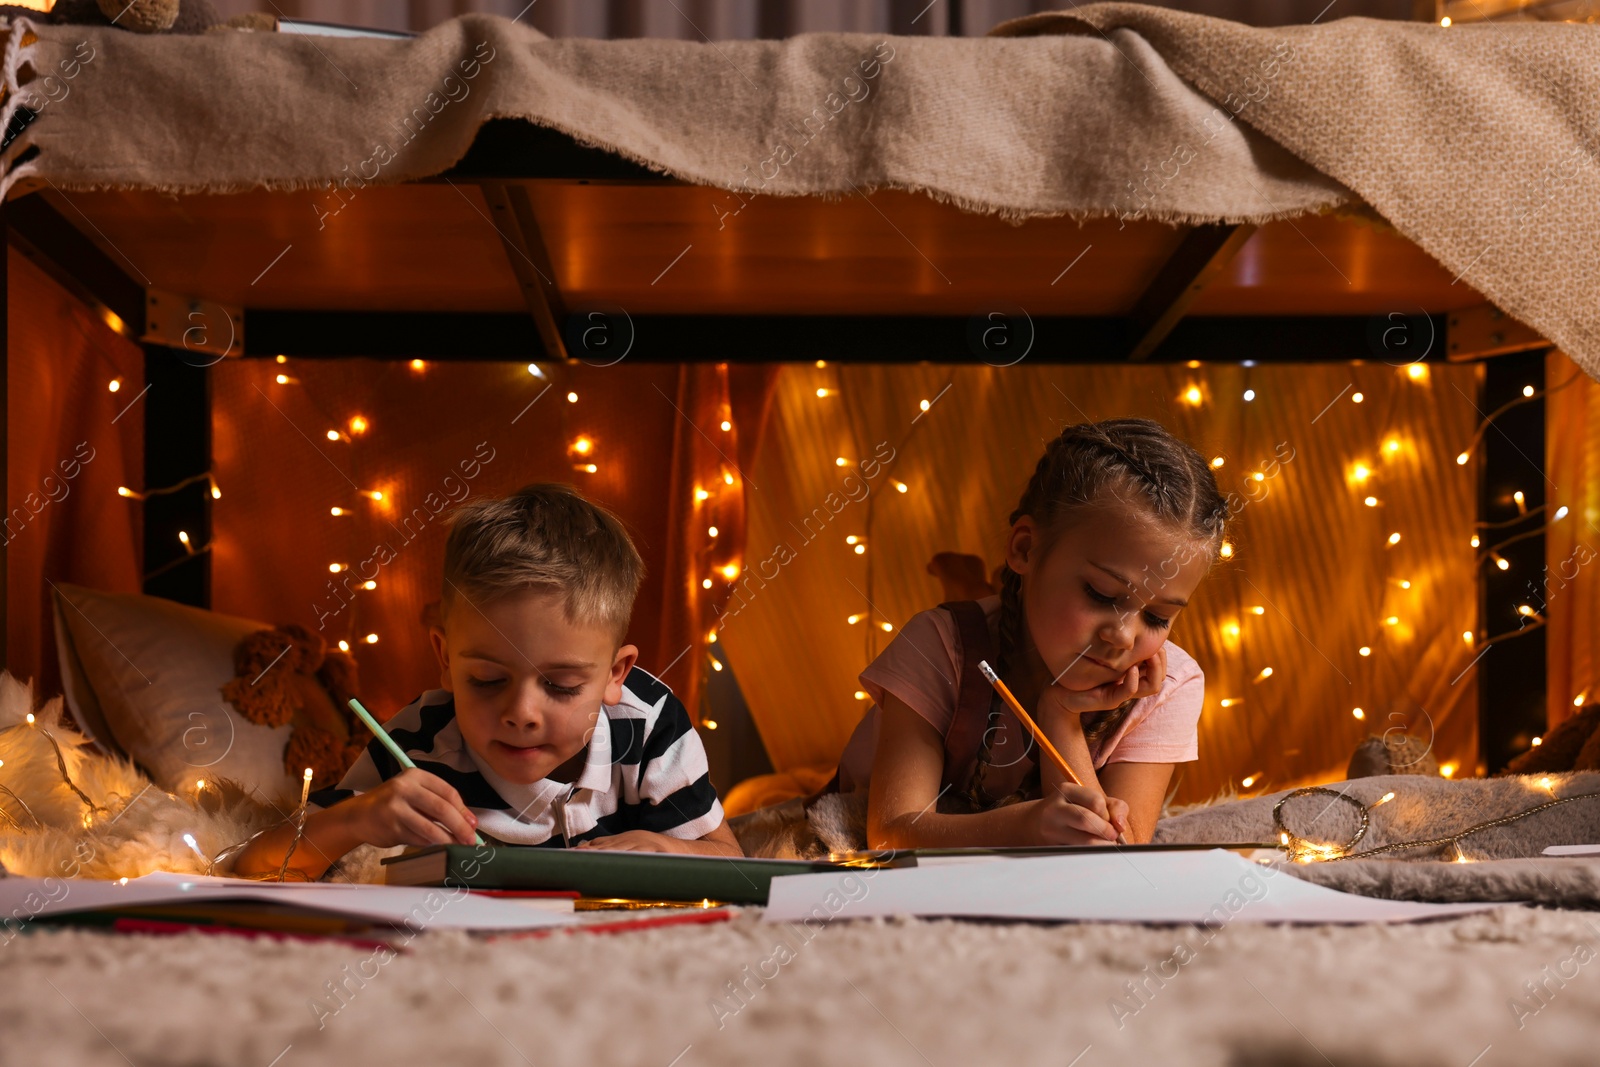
left=5, top=903, right=1599, bottom=1067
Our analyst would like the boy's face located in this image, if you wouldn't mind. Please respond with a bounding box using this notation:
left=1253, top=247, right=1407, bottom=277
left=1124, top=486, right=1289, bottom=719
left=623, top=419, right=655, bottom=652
left=429, top=588, right=637, bottom=786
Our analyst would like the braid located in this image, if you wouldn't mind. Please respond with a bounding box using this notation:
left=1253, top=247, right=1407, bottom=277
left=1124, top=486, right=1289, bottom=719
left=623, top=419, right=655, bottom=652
left=966, top=564, right=1025, bottom=808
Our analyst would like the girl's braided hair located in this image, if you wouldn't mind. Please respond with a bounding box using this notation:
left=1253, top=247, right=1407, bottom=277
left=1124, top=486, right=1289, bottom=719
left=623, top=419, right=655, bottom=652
left=965, top=417, right=1229, bottom=809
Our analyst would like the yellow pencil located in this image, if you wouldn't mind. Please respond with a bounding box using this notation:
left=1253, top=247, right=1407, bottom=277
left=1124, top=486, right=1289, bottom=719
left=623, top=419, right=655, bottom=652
left=977, top=659, right=1129, bottom=845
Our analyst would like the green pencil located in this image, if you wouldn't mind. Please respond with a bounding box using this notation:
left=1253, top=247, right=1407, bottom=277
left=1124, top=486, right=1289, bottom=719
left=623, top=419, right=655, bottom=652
left=348, top=698, right=486, bottom=846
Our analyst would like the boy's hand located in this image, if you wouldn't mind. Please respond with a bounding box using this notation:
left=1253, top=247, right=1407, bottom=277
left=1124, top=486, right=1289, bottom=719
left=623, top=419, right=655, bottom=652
left=573, top=830, right=687, bottom=853
left=1043, top=644, right=1166, bottom=716
left=1025, top=783, right=1128, bottom=845
left=345, top=768, right=478, bottom=848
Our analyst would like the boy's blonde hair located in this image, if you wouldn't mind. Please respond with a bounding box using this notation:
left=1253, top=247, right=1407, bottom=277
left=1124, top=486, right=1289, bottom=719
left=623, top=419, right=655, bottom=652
left=440, top=483, right=644, bottom=643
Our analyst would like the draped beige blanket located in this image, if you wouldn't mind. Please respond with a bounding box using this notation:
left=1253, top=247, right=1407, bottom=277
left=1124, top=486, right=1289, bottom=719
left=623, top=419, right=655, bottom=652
left=4, top=5, right=1598, bottom=378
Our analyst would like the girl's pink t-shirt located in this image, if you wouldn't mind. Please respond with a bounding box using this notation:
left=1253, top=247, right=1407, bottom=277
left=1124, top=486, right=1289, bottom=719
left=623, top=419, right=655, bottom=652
left=838, top=594, right=1204, bottom=791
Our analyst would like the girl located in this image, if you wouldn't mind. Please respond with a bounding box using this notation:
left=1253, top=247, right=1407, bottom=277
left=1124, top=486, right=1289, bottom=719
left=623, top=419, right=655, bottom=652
left=840, top=417, right=1227, bottom=848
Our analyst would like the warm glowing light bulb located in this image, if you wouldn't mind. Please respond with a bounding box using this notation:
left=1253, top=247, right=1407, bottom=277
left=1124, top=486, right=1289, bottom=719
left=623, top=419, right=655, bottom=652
left=1532, top=736, right=1543, bottom=747
left=1539, top=776, right=1553, bottom=790
left=1439, top=763, right=1457, bottom=779
left=338, top=640, right=350, bottom=652
left=701, top=579, right=713, bottom=589
left=275, top=355, right=288, bottom=364
left=710, top=659, right=723, bottom=672
left=1406, top=364, right=1428, bottom=381
left=892, top=480, right=908, bottom=493
left=577, top=464, right=598, bottom=473
left=364, top=633, right=378, bottom=644
left=703, top=719, right=719, bottom=729
left=1211, top=456, right=1225, bottom=468
left=695, top=488, right=710, bottom=502
left=1398, top=580, right=1411, bottom=589
left=327, top=430, right=341, bottom=441
left=1457, top=451, right=1470, bottom=465
left=1576, top=694, right=1588, bottom=707
left=835, top=457, right=848, bottom=467
left=1242, top=776, right=1256, bottom=788
left=846, top=536, right=860, bottom=545
left=1470, top=534, right=1480, bottom=548
left=329, top=563, right=344, bottom=573
left=411, top=359, right=425, bottom=371
left=348, top=416, right=368, bottom=435
left=1387, top=532, right=1401, bottom=546
left=364, top=490, right=384, bottom=501
left=362, top=580, right=376, bottom=591
left=1440, top=15, right=1451, bottom=24
left=330, top=507, right=345, bottom=516
left=1517, top=604, right=1535, bottom=616
left=1523, top=384, right=1535, bottom=398
left=178, top=530, right=190, bottom=546
left=1247, top=606, right=1264, bottom=615
left=1352, top=707, right=1365, bottom=720
left=275, top=374, right=289, bottom=385
left=919, top=399, right=930, bottom=412
left=118, top=486, right=135, bottom=498
left=1464, top=631, right=1474, bottom=644
left=1219, top=698, right=1241, bottom=708
left=1384, top=616, right=1399, bottom=626
left=1364, top=496, right=1378, bottom=507
left=567, top=392, right=579, bottom=403
left=1253, top=472, right=1265, bottom=482
left=1183, top=386, right=1202, bottom=405
left=1495, top=556, right=1510, bottom=571
left=1555, top=506, right=1569, bottom=521
left=708, top=526, right=718, bottom=537
left=1359, top=646, right=1372, bottom=657
left=816, top=361, right=827, bottom=368
left=210, top=484, right=221, bottom=500
left=1219, top=542, right=1234, bottom=559
left=1255, top=667, right=1273, bottom=682
left=879, top=621, right=894, bottom=632
left=25, top=713, right=35, bottom=725
left=1243, top=389, right=1256, bottom=402
left=854, top=544, right=866, bottom=555
left=1352, top=392, right=1364, bottom=403
left=720, top=564, right=740, bottom=580
left=848, top=613, right=866, bottom=626
left=1225, top=623, right=1241, bottom=638
left=1352, top=464, right=1371, bottom=482
left=723, top=472, right=734, bottom=486
left=855, top=691, right=870, bottom=701
left=1383, top=438, right=1400, bottom=454
left=721, top=420, right=733, bottom=430
left=571, top=437, right=594, bottom=455
left=108, top=378, right=121, bottom=392
left=526, top=363, right=546, bottom=379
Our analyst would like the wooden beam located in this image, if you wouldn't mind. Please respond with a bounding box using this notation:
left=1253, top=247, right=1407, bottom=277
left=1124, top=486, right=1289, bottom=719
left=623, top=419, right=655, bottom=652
left=1125, top=223, right=1257, bottom=362
left=480, top=181, right=570, bottom=363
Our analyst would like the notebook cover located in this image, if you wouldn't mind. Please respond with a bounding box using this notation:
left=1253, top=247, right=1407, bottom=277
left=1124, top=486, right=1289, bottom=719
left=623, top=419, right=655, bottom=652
left=381, top=845, right=847, bottom=905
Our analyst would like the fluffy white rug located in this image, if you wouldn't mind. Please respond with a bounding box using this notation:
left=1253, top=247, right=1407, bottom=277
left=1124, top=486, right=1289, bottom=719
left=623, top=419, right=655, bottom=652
left=4, top=903, right=1599, bottom=1066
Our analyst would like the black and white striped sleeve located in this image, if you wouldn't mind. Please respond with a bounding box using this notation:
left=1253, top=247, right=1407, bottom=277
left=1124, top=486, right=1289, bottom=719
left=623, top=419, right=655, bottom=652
left=632, top=691, right=724, bottom=839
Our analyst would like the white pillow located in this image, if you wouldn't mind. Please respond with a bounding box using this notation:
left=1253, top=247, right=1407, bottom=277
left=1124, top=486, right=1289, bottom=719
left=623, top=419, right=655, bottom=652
left=51, top=583, right=298, bottom=804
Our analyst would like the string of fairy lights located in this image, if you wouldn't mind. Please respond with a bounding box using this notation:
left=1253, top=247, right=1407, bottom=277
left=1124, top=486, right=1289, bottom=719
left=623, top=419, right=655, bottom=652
left=105, top=357, right=1593, bottom=788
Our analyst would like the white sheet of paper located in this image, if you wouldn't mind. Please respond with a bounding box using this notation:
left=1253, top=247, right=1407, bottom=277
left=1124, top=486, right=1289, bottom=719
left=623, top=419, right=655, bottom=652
left=1543, top=844, right=1600, bottom=857
left=763, top=849, right=1506, bottom=925
left=0, top=871, right=574, bottom=931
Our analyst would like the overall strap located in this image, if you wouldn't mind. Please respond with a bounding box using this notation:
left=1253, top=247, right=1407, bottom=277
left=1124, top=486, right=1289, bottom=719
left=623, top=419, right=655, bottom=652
left=938, top=599, right=1001, bottom=793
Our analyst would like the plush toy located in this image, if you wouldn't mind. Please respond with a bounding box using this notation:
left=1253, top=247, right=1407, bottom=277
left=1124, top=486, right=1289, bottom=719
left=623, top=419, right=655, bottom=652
left=220, top=623, right=369, bottom=790
left=1498, top=703, right=1600, bottom=776
left=1346, top=731, right=1440, bottom=778
left=0, top=0, right=278, bottom=34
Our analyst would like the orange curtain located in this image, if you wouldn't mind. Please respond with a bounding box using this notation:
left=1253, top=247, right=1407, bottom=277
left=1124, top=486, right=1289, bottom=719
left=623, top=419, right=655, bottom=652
left=720, top=361, right=1482, bottom=804
left=1545, top=349, right=1600, bottom=730
left=211, top=358, right=777, bottom=722
left=4, top=248, right=144, bottom=698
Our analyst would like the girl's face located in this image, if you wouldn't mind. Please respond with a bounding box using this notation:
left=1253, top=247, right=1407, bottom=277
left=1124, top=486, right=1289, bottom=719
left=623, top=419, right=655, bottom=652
left=1005, top=504, right=1211, bottom=692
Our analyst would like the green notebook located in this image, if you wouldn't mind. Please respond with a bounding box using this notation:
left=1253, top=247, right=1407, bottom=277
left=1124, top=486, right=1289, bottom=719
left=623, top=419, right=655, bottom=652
left=381, top=845, right=860, bottom=905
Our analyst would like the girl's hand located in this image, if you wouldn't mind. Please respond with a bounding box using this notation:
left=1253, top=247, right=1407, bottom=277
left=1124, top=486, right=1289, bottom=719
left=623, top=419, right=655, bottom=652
left=1025, top=783, right=1126, bottom=845
left=1043, top=644, right=1167, bottom=716
left=344, top=768, right=478, bottom=848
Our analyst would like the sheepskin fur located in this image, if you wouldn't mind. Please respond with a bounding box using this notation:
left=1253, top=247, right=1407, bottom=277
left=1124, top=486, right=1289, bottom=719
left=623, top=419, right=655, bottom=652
left=0, top=673, right=390, bottom=882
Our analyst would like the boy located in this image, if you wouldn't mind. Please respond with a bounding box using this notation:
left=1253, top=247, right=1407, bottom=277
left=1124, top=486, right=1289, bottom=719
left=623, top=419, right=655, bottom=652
left=236, top=483, right=741, bottom=880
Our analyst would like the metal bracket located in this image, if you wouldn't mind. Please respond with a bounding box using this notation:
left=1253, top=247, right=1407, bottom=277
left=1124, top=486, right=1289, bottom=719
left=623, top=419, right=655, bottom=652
left=144, top=289, right=244, bottom=360
left=1446, top=304, right=1546, bottom=362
